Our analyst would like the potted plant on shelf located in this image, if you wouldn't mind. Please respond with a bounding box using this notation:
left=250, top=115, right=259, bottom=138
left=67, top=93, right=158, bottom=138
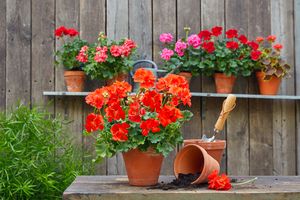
left=77, top=32, right=137, bottom=86
left=159, top=27, right=202, bottom=83
left=197, top=26, right=255, bottom=94
left=55, top=26, right=89, bottom=92
left=252, top=35, right=291, bottom=95
left=84, top=68, right=193, bottom=186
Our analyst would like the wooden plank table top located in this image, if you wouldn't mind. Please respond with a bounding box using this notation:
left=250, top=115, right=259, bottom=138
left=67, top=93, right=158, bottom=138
left=63, top=175, right=300, bottom=200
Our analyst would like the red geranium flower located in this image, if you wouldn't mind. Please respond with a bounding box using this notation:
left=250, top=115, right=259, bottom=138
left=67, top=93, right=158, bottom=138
left=198, top=30, right=212, bottom=40
left=128, top=101, right=146, bottom=123
left=211, top=26, right=223, bottom=37
left=108, top=81, right=132, bottom=103
left=208, top=170, right=231, bottom=190
left=85, top=87, right=110, bottom=109
left=273, top=43, right=283, bottom=51
left=67, top=28, right=79, bottom=37
left=133, top=68, right=156, bottom=89
left=105, top=102, right=125, bottom=122
left=142, top=90, right=162, bottom=112
left=267, top=35, right=276, bottom=42
left=85, top=113, right=104, bottom=133
left=238, top=35, right=248, bottom=44
left=158, top=105, right=183, bottom=127
left=169, top=87, right=192, bottom=107
left=247, top=41, right=259, bottom=50
left=226, top=29, right=238, bottom=38
left=256, top=36, right=264, bottom=43
left=250, top=50, right=262, bottom=61
left=226, top=41, right=239, bottom=50
left=140, top=118, right=160, bottom=136
left=111, top=122, right=130, bottom=142
left=55, top=26, right=68, bottom=37
left=202, top=41, right=215, bottom=53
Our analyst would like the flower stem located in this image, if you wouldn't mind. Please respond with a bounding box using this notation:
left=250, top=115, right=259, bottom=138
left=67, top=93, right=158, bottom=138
left=232, top=177, right=258, bottom=186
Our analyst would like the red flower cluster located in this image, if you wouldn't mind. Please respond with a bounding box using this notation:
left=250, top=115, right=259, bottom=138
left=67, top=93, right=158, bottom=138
left=226, top=29, right=238, bottom=39
left=226, top=41, right=239, bottom=50
left=238, top=35, right=248, bottom=44
left=111, top=122, right=130, bottom=142
left=211, top=26, right=223, bottom=37
left=256, top=36, right=264, bottom=43
left=250, top=50, right=262, bottom=61
left=128, top=101, right=146, bottom=122
left=208, top=170, right=232, bottom=190
left=105, top=102, right=125, bottom=122
left=202, top=41, right=215, bottom=53
left=55, top=26, right=79, bottom=37
left=140, top=118, right=160, bottom=136
left=85, top=113, right=104, bottom=133
left=273, top=43, right=283, bottom=51
left=267, top=35, right=276, bottom=42
left=133, top=68, right=156, bottom=88
left=142, top=90, right=162, bottom=112
left=198, top=30, right=211, bottom=40
left=158, top=105, right=183, bottom=127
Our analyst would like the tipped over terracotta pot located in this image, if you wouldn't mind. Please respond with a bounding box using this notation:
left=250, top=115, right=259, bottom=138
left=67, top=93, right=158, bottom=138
left=174, top=144, right=220, bottom=184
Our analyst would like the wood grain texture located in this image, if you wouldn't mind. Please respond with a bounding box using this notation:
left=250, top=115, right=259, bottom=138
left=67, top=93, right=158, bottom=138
left=0, top=1, right=5, bottom=111
left=271, top=0, right=296, bottom=175
left=31, top=0, right=55, bottom=110
left=225, top=0, right=250, bottom=175
left=201, top=0, right=226, bottom=173
left=295, top=0, right=300, bottom=175
left=129, top=0, right=152, bottom=60
left=106, top=0, right=128, bottom=175
left=80, top=0, right=107, bottom=175
left=6, top=0, right=31, bottom=108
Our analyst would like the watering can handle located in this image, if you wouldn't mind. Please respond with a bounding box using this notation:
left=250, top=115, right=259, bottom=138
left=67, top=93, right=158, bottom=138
left=214, top=94, right=236, bottom=132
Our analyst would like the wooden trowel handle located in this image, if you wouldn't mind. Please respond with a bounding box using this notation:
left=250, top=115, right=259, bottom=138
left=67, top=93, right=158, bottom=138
left=214, top=94, right=236, bottom=132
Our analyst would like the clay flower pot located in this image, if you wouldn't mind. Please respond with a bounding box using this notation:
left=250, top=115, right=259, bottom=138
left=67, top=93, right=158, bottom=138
left=178, top=72, right=192, bottom=84
left=174, top=144, right=220, bottom=184
left=256, top=71, right=281, bottom=95
left=183, top=139, right=226, bottom=165
left=106, top=73, right=128, bottom=86
left=64, top=70, right=86, bottom=92
left=214, top=73, right=236, bottom=94
left=122, top=148, right=163, bottom=186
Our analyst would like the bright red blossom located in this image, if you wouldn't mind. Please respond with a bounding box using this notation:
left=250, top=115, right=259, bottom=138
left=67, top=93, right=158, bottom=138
left=128, top=101, right=146, bottom=123
left=133, top=68, right=156, bottom=89
left=107, top=81, right=132, bottom=103
left=55, top=26, right=68, bottom=37
left=67, top=28, right=79, bottom=37
left=105, top=102, right=125, bottom=122
left=198, top=30, right=212, bottom=40
left=142, top=90, right=162, bottom=112
left=226, top=41, right=239, bottom=50
left=208, top=170, right=231, bottom=190
left=111, top=123, right=130, bottom=142
left=202, top=41, right=215, bottom=53
left=273, top=43, right=283, bottom=51
left=85, top=113, right=104, bottom=133
left=85, top=87, right=110, bottom=109
left=267, top=35, right=276, bottom=42
left=140, top=118, right=160, bottom=136
left=158, top=105, right=183, bottom=127
left=238, top=35, right=248, bottom=44
left=250, top=50, right=262, bottom=61
left=211, top=26, right=223, bottom=37
left=247, top=41, right=259, bottom=50
left=256, top=36, right=264, bottom=43
left=226, top=29, right=238, bottom=38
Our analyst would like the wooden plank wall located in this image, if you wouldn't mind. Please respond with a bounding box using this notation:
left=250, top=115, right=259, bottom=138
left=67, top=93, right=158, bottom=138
left=0, top=0, right=299, bottom=176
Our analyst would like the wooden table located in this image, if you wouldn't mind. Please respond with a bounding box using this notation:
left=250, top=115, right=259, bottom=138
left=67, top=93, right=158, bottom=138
left=63, top=176, right=300, bottom=200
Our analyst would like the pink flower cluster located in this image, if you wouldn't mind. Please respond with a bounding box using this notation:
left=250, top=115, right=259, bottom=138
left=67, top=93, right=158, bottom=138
left=175, top=40, right=188, bottom=57
left=76, top=45, right=89, bottom=63
left=187, top=34, right=201, bottom=48
left=94, top=46, right=108, bottom=63
left=160, top=48, right=174, bottom=61
left=109, top=39, right=136, bottom=58
left=159, top=33, right=173, bottom=43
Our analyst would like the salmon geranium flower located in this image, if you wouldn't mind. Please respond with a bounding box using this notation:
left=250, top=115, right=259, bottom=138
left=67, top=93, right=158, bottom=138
left=133, top=68, right=156, bottom=89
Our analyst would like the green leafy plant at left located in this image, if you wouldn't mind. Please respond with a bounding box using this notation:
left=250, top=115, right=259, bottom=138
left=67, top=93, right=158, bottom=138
left=0, top=104, right=91, bottom=199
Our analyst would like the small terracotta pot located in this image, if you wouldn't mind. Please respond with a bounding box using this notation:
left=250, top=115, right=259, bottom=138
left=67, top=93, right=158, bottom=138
left=178, top=72, right=192, bottom=83
left=174, top=144, right=220, bottom=184
left=64, top=70, right=86, bottom=92
left=106, top=73, right=128, bottom=86
left=183, top=139, right=226, bottom=165
left=122, top=148, right=163, bottom=186
left=214, top=73, right=236, bottom=94
left=256, top=71, right=281, bottom=95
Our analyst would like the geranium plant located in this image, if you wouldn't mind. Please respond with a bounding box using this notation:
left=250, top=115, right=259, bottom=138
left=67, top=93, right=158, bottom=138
left=77, top=32, right=137, bottom=80
left=55, top=26, right=88, bottom=70
left=84, top=68, right=193, bottom=162
left=251, top=35, right=290, bottom=80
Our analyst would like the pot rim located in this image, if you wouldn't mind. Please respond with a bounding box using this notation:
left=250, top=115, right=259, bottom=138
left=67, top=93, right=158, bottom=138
left=183, top=139, right=226, bottom=150
left=64, top=70, right=85, bottom=76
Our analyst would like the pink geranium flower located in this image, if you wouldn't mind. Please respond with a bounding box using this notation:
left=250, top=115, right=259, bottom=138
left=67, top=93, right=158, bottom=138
left=160, top=48, right=174, bottom=61
left=159, top=33, right=173, bottom=43
left=187, top=34, right=201, bottom=48
left=175, top=40, right=187, bottom=57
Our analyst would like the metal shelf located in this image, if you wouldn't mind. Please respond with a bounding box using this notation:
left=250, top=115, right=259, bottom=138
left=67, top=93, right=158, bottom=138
left=43, top=91, right=300, bottom=100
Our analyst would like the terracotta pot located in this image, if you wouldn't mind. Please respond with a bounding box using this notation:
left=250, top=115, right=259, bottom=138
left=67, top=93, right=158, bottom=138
left=174, top=144, right=220, bottom=184
left=178, top=72, right=192, bottom=83
left=106, top=73, right=128, bottom=86
left=183, top=139, right=226, bottom=165
left=214, top=73, right=236, bottom=94
left=256, top=71, right=281, bottom=95
left=122, top=148, right=164, bottom=186
left=64, top=70, right=86, bottom=92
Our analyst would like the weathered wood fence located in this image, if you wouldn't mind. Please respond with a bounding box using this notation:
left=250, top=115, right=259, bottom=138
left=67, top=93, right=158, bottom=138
left=0, top=0, right=299, bottom=176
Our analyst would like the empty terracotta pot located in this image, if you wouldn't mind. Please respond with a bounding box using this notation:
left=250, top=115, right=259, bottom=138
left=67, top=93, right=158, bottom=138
left=184, top=139, right=226, bottom=165
left=122, top=148, right=163, bottom=186
left=106, top=73, right=128, bottom=86
left=214, top=73, right=236, bottom=94
left=178, top=72, right=192, bottom=84
left=174, top=144, right=220, bottom=184
left=64, top=70, right=86, bottom=92
left=256, top=71, right=281, bottom=95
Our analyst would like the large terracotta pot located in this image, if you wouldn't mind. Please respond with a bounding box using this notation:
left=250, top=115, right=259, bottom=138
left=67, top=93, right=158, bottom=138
left=256, top=71, right=281, bottom=95
left=178, top=72, right=192, bottom=84
left=183, top=139, right=226, bottom=165
left=214, top=73, right=236, bottom=94
left=122, top=148, right=164, bottom=186
left=64, top=70, right=86, bottom=92
left=106, top=73, right=128, bottom=86
left=174, top=144, right=220, bottom=184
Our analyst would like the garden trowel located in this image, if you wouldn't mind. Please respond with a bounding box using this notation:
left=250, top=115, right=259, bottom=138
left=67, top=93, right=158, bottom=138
left=201, top=94, right=236, bottom=142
